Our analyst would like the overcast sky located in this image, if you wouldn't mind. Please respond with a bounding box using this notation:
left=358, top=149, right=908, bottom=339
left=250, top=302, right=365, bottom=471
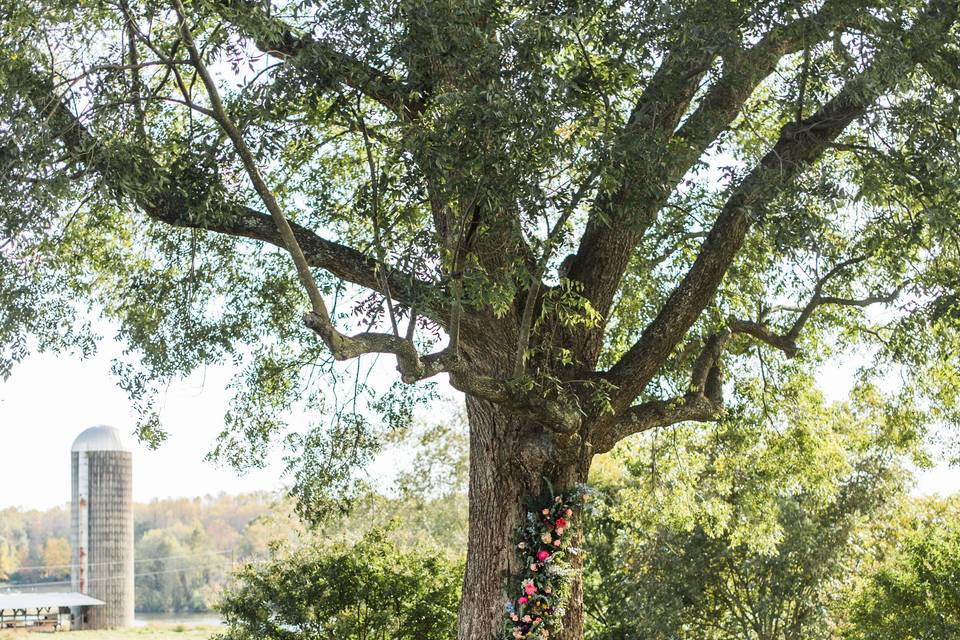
left=1, top=330, right=958, bottom=510
left=0, top=340, right=283, bottom=509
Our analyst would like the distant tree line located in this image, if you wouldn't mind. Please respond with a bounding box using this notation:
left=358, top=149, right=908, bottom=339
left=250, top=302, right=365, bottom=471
left=0, top=416, right=470, bottom=615
left=0, top=491, right=293, bottom=613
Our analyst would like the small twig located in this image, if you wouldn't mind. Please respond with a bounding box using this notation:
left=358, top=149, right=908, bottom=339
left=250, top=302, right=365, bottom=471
left=512, top=167, right=600, bottom=377
left=120, top=1, right=147, bottom=141
left=729, top=254, right=902, bottom=357
left=795, top=10, right=811, bottom=124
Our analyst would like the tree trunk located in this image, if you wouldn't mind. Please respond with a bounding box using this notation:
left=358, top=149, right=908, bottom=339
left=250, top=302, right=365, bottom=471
left=457, top=396, right=591, bottom=640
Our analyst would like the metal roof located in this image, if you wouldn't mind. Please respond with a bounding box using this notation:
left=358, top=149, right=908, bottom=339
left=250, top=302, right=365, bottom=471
left=0, top=592, right=104, bottom=611
left=71, top=425, right=130, bottom=452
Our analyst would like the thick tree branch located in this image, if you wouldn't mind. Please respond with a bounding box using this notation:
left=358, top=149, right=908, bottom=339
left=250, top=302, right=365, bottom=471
left=179, top=0, right=449, bottom=379
left=212, top=0, right=422, bottom=118
left=603, top=37, right=922, bottom=416
left=594, top=329, right=731, bottom=453
left=565, top=1, right=865, bottom=365
left=176, top=1, right=565, bottom=423
left=23, top=21, right=578, bottom=434
left=565, top=47, right=715, bottom=321
left=174, top=0, right=333, bottom=324
left=300, top=312, right=580, bottom=431
left=22, top=58, right=443, bottom=322
left=727, top=319, right=802, bottom=358
left=673, top=0, right=864, bottom=169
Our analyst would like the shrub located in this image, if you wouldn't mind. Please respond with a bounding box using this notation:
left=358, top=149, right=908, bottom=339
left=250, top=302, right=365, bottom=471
left=217, top=526, right=462, bottom=640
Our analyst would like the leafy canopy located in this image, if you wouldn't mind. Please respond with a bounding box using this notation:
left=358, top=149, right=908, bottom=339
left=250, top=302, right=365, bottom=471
left=1, top=0, right=959, bottom=515
left=843, top=497, right=960, bottom=640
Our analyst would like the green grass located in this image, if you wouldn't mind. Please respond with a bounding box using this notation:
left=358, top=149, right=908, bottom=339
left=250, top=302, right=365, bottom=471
left=0, top=625, right=217, bottom=639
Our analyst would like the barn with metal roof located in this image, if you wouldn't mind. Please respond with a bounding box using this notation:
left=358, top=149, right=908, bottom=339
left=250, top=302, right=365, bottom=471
left=0, top=592, right=104, bottom=631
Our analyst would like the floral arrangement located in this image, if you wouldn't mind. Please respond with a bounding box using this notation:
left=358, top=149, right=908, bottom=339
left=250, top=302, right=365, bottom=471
left=504, top=485, right=591, bottom=639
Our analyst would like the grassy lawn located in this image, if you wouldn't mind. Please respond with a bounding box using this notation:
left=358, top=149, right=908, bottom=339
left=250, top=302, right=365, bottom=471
left=0, top=625, right=217, bottom=639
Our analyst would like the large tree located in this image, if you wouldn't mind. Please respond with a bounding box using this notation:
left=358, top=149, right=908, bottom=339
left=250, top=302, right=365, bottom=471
left=2, top=0, right=960, bottom=637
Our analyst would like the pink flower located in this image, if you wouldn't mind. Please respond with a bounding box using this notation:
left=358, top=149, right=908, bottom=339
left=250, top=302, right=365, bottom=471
left=537, top=550, right=550, bottom=562
left=554, top=496, right=562, bottom=503
left=518, top=596, right=528, bottom=605
left=511, top=614, right=519, bottom=621
left=524, top=581, right=537, bottom=595
left=530, top=563, right=539, bottom=571
left=535, top=617, right=542, bottom=624
left=523, top=615, right=532, bottom=623
left=565, top=508, right=573, bottom=517
left=553, top=539, right=562, bottom=546
left=541, top=508, right=550, bottom=516
left=555, top=517, right=568, bottom=529
left=555, top=528, right=564, bottom=536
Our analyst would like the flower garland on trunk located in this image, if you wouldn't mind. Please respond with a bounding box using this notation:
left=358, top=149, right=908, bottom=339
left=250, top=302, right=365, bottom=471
left=504, top=484, right=592, bottom=639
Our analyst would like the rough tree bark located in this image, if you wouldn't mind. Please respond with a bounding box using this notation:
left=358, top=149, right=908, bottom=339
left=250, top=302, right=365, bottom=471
left=459, top=395, right=592, bottom=640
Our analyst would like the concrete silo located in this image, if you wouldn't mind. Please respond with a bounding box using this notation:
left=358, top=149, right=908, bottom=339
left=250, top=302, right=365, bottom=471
left=71, top=425, right=134, bottom=629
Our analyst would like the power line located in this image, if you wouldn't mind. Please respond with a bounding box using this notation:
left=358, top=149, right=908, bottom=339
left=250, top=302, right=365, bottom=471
left=0, top=559, right=262, bottom=591
left=9, top=549, right=236, bottom=573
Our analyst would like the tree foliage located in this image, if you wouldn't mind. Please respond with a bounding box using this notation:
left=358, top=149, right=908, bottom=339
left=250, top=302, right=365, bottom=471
left=217, top=526, right=463, bottom=640
left=584, top=379, right=912, bottom=640
left=2, top=0, right=959, bottom=507
left=843, top=497, right=960, bottom=640
left=3, top=0, right=960, bottom=635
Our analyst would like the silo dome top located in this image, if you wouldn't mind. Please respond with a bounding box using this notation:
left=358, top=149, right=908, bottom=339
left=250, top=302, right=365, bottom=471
left=72, top=425, right=130, bottom=452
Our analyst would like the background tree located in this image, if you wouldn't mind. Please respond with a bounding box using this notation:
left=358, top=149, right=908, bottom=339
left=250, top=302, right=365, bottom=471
left=0, top=511, right=29, bottom=582
left=2, top=0, right=960, bottom=637
left=136, top=526, right=231, bottom=613
left=584, top=378, right=909, bottom=640
left=842, top=497, right=960, bottom=640
left=0, top=506, right=70, bottom=584
left=39, top=537, right=70, bottom=579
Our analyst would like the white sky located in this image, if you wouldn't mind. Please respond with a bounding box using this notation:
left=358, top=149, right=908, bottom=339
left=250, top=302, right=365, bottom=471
left=1, top=330, right=957, bottom=510
left=0, top=340, right=284, bottom=509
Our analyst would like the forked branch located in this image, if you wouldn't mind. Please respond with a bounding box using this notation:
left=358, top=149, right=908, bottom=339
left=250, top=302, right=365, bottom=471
left=173, top=0, right=580, bottom=432
left=594, top=328, right=731, bottom=453
left=602, top=23, right=932, bottom=416
left=729, top=255, right=902, bottom=357
left=211, top=0, right=422, bottom=118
